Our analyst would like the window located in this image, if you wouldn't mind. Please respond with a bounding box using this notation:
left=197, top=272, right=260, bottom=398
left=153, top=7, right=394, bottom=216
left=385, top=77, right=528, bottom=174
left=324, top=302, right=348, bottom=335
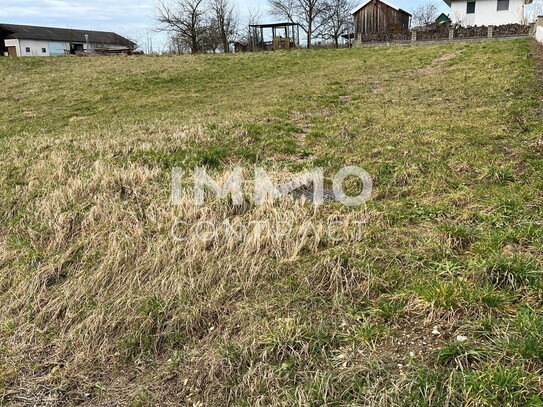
left=25, top=47, right=30, bottom=53
left=467, top=1, right=476, bottom=13
left=497, top=0, right=509, bottom=10
left=42, top=48, right=47, bottom=53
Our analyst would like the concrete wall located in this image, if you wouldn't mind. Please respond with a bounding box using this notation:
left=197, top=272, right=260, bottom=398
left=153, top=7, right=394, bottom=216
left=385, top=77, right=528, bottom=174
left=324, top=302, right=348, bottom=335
left=18, top=39, right=53, bottom=56
left=537, top=26, right=543, bottom=42
left=536, top=17, right=543, bottom=43
left=450, top=0, right=525, bottom=26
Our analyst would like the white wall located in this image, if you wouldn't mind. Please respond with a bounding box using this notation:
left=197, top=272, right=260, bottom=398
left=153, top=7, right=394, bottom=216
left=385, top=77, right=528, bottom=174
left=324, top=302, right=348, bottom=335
left=4, top=39, right=70, bottom=56
left=537, top=26, right=543, bottom=43
left=4, top=38, right=20, bottom=56
left=451, top=0, right=525, bottom=26
left=19, top=39, right=52, bottom=57
left=3, top=38, right=129, bottom=56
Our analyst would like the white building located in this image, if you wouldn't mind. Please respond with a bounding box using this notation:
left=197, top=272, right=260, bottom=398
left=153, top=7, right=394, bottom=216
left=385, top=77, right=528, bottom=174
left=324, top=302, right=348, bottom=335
left=444, top=0, right=533, bottom=26
left=0, top=24, right=135, bottom=57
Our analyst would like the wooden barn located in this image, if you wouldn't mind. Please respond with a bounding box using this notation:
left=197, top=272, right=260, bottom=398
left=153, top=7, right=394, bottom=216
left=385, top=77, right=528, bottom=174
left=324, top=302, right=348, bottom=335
left=352, top=0, right=411, bottom=35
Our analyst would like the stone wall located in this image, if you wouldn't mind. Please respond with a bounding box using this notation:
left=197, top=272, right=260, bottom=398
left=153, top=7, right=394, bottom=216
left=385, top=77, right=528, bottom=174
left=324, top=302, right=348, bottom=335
left=492, top=24, right=531, bottom=37
left=454, top=26, right=488, bottom=39
left=355, top=23, right=532, bottom=46
left=416, top=27, right=449, bottom=41
left=357, top=31, right=411, bottom=43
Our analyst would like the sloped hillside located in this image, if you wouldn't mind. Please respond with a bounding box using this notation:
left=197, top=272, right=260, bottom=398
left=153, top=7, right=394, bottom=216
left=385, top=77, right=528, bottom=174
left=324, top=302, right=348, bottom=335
left=1, top=40, right=543, bottom=405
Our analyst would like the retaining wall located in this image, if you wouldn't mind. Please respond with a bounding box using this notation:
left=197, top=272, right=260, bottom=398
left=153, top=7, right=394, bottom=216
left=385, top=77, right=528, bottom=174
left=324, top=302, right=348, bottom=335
left=355, top=23, right=532, bottom=47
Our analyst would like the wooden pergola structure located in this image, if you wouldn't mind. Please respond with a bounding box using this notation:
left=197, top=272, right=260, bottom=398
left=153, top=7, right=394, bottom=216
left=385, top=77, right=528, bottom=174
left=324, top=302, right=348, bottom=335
left=249, top=22, right=301, bottom=51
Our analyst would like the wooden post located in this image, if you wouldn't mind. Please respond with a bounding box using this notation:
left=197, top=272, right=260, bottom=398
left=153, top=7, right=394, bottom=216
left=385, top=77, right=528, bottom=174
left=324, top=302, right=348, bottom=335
left=488, top=26, right=493, bottom=38
left=411, top=30, right=417, bottom=43
left=449, top=27, right=454, bottom=41
left=253, top=26, right=256, bottom=49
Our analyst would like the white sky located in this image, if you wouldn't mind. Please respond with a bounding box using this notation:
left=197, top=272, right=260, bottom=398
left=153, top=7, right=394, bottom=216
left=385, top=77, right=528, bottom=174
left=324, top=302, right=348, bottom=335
left=0, top=0, right=538, bottom=52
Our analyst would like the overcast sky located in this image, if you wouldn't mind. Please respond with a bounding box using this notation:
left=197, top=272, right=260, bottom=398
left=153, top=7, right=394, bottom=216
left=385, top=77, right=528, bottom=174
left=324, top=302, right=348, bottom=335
left=0, top=0, right=462, bottom=51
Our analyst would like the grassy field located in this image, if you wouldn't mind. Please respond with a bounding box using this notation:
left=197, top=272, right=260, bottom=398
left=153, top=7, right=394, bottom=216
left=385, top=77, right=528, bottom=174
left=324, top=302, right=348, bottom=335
left=1, top=39, right=543, bottom=406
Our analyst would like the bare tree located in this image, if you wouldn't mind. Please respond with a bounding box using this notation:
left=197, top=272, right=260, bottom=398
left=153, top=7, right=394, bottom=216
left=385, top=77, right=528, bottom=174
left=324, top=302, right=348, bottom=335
left=202, top=17, right=223, bottom=52
left=247, top=5, right=263, bottom=27
left=321, top=0, right=355, bottom=48
left=411, top=2, right=438, bottom=28
left=268, top=0, right=329, bottom=48
left=244, top=5, right=263, bottom=51
left=451, top=11, right=468, bottom=27
left=156, top=0, right=207, bottom=54
left=268, top=0, right=297, bottom=23
left=168, top=33, right=185, bottom=53
left=209, top=0, right=238, bottom=53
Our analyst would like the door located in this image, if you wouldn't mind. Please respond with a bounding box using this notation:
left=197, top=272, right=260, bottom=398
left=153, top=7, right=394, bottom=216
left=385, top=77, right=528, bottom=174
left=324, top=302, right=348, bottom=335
left=70, top=44, right=84, bottom=54
left=7, top=46, right=16, bottom=57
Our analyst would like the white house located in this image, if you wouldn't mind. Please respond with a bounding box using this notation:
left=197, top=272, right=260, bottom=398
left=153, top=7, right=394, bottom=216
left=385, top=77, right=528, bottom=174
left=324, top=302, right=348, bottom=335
left=0, top=24, right=135, bottom=57
left=444, top=0, right=533, bottom=26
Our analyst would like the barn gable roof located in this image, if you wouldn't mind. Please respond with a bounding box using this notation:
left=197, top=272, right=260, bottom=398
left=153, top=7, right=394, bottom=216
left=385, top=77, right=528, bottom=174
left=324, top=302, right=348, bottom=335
left=351, top=0, right=412, bottom=16
left=0, top=23, right=135, bottom=47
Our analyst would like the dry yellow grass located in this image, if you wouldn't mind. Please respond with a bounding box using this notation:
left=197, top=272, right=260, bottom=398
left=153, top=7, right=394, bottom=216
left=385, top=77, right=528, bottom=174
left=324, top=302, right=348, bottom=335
left=1, top=40, right=543, bottom=405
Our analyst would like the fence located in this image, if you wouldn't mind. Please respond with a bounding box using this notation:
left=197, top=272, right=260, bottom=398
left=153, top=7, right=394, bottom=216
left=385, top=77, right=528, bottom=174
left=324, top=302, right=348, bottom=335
left=355, top=23, right=532, bottom=46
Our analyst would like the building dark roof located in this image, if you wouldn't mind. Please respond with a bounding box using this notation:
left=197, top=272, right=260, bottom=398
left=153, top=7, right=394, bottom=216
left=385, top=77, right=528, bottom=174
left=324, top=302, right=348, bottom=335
left=0, top=23, right=135, bottom=47
left=249, top=22, right=301, bottom=29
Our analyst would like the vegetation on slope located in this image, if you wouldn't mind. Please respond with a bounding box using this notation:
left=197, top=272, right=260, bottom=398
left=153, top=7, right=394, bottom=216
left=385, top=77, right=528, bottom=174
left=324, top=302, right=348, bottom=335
left=1, top=40, right=543, bottom=405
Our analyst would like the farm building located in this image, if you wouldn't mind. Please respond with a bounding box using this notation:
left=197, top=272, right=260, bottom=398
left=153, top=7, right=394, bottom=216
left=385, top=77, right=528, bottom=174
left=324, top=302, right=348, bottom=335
left=0, top=24, right=135, bottom=57
left=352, top=0, right=411, bottom=35
left=249, top=22, right=301, bottom=51
left=435, top=13, right=452, bottom=25
left=444, top=0, right=532, bottom=26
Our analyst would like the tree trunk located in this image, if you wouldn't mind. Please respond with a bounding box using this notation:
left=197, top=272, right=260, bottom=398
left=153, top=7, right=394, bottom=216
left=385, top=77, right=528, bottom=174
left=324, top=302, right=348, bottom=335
left=192, top=36, right=198, bottom=54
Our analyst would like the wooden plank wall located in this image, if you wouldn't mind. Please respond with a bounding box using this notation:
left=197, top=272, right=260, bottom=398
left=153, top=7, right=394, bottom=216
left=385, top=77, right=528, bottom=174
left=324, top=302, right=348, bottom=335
left=354, top=0, right=410, bottom=35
